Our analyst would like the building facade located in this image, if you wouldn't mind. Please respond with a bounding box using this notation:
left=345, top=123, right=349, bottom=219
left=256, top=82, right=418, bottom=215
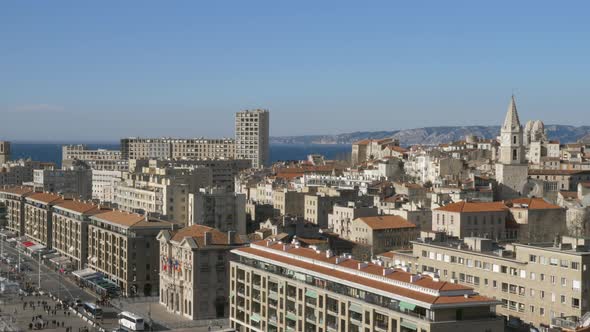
left=33, top=167, right=93, bottom=199
left=235, top=109, right=270, bottom=169
left=24, top=192, right=64, bottom=247
left=229, top=240, right=503, bottom=332
left=188, top=187, right=246, bottom=235
left=0, top=186, right=33, bottom=235
left=157, top=225, right=244, bottom=320
left=384, top=236, right=590, bottom=330
left=120, top=138, right=236, bottom=161
left=87, top=210, right=172, bottom=296
left=51, top=200, right=107, bottom=269
left=62, top=145, right=127, bottom=171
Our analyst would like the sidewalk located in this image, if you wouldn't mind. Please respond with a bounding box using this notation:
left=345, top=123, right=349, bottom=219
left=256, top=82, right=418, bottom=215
left=114, top=297, right=230, bottom=331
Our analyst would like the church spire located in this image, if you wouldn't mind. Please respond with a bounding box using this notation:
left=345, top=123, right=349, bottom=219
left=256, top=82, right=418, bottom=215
left=503, top=95, right=521, bottom=131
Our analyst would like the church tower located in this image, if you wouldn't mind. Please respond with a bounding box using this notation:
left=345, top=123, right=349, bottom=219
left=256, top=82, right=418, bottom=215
left=495, top=96, right=529, bottom=199
left=499, top=95, right=525, bottom=164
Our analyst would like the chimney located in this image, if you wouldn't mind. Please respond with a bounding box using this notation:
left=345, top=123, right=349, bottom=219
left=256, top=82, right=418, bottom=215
left=410, top=274, right=422, bottom=283
left=227, top=231, right=235, bottom=245
left=204, top=231, right=212, bottom=246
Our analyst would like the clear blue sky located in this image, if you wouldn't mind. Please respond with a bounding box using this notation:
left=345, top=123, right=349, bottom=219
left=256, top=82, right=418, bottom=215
left=1, top=1, right=589, bottom=142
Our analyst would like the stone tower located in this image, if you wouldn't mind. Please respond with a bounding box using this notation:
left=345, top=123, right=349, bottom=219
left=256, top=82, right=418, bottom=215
left=0, top=141, right=10, bottom=164
left=495, top=96, right=529, bottom=199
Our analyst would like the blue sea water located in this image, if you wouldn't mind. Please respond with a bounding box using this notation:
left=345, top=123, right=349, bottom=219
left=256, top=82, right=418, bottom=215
left=8, top=143, right=351, bottom=167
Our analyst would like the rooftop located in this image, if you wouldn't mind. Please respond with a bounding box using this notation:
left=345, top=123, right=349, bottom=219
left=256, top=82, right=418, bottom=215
left=435, top=201, right=507, bottom=213
left=355, top=215, right=417, bottom=230
left=170, top=224, right=244, bottom=246
left=234, top=240, right=497, bottom=307
left=26, top=192, right=64, bottom=205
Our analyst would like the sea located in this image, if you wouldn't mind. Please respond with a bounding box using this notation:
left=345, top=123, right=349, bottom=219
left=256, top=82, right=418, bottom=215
left=8, top=143, right=351, bottom=167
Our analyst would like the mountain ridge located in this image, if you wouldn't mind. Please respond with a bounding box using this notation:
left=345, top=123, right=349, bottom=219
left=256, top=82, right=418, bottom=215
left=270, top=125, right=590, bottom=146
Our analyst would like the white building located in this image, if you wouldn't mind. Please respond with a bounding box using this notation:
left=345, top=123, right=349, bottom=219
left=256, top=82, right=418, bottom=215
left=91, top=170, right=122, bottom=202
left=62, top=145, right=127, bottom=171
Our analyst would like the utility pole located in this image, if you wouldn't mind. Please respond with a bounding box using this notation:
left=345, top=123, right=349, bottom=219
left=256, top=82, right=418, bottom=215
left=38, top=251, right=41, bottom=290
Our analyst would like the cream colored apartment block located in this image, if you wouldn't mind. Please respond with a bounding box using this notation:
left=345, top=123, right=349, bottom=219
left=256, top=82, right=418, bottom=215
left=87, top=210, right=172, bottom=296
left=235, top=109, right=269, bottom=169
left=272, top=188, right=305, bottom=217
left=385, top=236, right=590, bottom=329
left=0, top=186, right=33, bottom=236
left=24, top=192, right=64, bottom=247
left=229, top=240, right=503, bottom=332
left=51, top=200, right=107, bottom=270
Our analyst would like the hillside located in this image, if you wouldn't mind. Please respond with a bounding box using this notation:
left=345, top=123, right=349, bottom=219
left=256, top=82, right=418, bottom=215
left=270, top=125, right=590, bottom=146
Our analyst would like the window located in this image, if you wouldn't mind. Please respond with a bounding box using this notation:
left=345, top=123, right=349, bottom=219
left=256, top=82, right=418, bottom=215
left=561, top=295, right=566, bottom=304
left=561, top=278, right=567, bottom=287
left=571, top=262, right=580, bottom=270
left=540, top=308, right=545, bottom=316
left=572, top=298, right=580, bottom=308
left=529, top=255, right=537, bottom=263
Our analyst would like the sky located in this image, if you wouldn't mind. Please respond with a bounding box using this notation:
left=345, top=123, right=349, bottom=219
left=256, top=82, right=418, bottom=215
left=1, top=1, right=589, bottom=142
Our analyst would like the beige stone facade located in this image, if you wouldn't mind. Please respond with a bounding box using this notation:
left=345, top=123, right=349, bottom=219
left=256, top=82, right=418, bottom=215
left=382, top=236, right=590, bottom=329
left=157, top=225, right=244, bottom=320
left=0, top=186, right=33, bottom=235
left=229, top=240, right=503, bottom=332
left=24, top=192, right=64, bottom=246
left=51, top=200, right=107, bottom=270
left=87, top=210, right=172, bottom=296
left=235, top=109, right=269, bottom=169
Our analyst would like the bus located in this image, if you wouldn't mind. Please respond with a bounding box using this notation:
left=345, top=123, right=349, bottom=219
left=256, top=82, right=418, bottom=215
left=82, top=302, right=103, bottom=319
left=118, top=311, right=145, bottom=331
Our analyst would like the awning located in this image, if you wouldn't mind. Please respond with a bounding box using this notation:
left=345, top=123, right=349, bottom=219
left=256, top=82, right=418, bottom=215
left=305, top=290, right=318, bottom=299
left=400, top=320, right=417, bottom=330
left=22, top=241, right=35, bottom=247
left=349, top=302, right=363, bottom=313
left=268, top=292, right=278, bottom=301
left=72, top=268, right=99, bottom=279
left=399, top=301, right=417, bottom=312
left=28, top=244, right=45, bottom=252
left=250, top=314, right=261, bottom=323
left=286, top=312, right=297, bottom=321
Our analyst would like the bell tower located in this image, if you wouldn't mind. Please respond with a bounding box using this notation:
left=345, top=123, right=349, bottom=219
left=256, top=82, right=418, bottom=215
left=495, top=96, right=529, bottom=199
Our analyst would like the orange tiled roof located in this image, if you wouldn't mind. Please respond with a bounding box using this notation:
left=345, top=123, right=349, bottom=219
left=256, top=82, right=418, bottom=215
left=235, top=242, right=495, bottom=306
left=170, top=224, right=244, bottom=246
left=353, top=139, right=371, bottom=145
left=91, top=210, right=146, bottom=227
left=508, top=198, right=562, bottom=210
left=26, top=192, right=64, bottom=205
left=435, top=201, right=507, bottom=213
left=355, top=215, right=416, bottom=230
left=54, top=200, right=107, bottom=215
left=0, top=186, right=34, bottom=196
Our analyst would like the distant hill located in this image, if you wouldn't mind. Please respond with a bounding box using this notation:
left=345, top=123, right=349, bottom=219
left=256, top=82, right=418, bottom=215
left=271, top=125, right=590, bottom=146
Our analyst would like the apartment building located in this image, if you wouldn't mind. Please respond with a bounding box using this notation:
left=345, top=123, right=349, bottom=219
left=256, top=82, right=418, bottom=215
left=235, top=109, right=270, bottom=169
left=32, top=167, right=93, bottom=199
left=304, top=193, right=342, bottom=228
left=350, top=215, right=419, bottom=255
left=157, top=225, right=244, bottom=320
left=229, top=239, right=503, bottom=332
left=272, top=188, right=305, bottom=216
left=62, top=145, right=127, bottom=171
left=92, top=169, right=122, bottom=202
left=24, top=192, right=64, bottom=247
left=432, top=201, right=508, bottom=240
left=51, top=200, right=107, bottom=269
left=382, top=235, right=590, bottom=330
left=149, top=159, right=252, bottom=192
left=170, top=138, right=236, bottom=160
left=188, top=187, right=246, bottom=234
left=114, top=165, right=212, bottom=224
left=0, top=141, right=10, bottom=164
left=1, top=160, right=55, bottom=186
left=328, top=202, right=378, bottom=239
left=507, top=197, right=567, bottom=243
left=87, top=210, right=173, bottom=296
left=120, top=138, right=236, bottom=161
left=0, top=186, right=34, bottom=235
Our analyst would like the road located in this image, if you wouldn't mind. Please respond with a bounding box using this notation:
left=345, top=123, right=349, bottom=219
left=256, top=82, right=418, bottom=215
left=1, top=242, right=120, bottom=330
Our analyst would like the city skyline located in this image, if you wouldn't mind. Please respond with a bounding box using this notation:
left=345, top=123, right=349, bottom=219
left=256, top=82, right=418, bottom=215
left=2, top=1, right=590, bottom=141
